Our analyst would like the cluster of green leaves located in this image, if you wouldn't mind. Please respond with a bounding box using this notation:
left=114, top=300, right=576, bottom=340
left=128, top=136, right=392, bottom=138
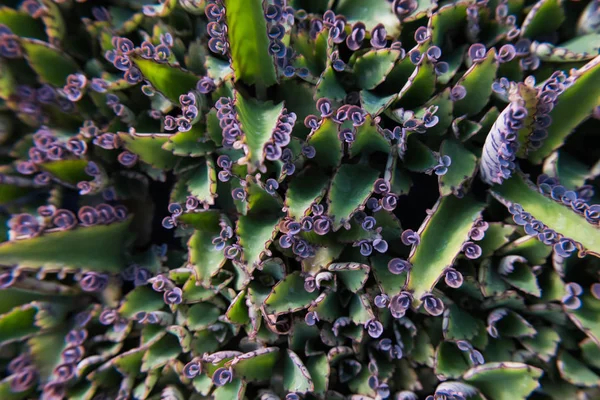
left=0, top=0, right=599, bottom=399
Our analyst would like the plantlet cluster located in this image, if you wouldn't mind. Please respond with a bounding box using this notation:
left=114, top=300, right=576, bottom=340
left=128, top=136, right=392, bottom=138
left=0, top=0, right=600, bottom=399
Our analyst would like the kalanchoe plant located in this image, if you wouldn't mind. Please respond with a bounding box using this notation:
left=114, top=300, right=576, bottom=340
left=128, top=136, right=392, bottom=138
left=1, top=0, right=600, bottom=399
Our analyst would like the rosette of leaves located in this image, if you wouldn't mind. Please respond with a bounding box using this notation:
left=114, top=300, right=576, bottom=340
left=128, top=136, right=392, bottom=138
left=1, top=0, right=600, bottom=399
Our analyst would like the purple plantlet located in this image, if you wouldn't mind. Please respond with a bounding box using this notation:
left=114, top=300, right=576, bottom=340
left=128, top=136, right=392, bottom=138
left=10, top=367, right=37, bottom=392
left=183, top=360, right=202, bottom=379
left=462, top=241, right=482, bottom=259
left=9, top=213, right=41, bottom=238
left=99, top=309, right=118, bottom=325
left=164, top=287, right=183, bottom=305
left=373, top=238, right=388, bottom=253
left=339, top=128, right=355, bottom=143
left=304, top=114, right=320, bottom=130
left=422, top=294, right=444, bottom=316
left=450, top=85, right=467, bottom=101
left=117, top=151, right=137, bottom=167
left=373, top=178, right=390, bottom=195
left=469, top=43, right=487, bottom=63
left=212, top=367, right=233, bottom=386
left=346, top=22, right=366, bottom=51
left=388, top=258, right=412, bottom=275
left=414, top=26, right=430, bottom=44
left=224, top=244, right=242, bottom=260
left=554, top=238, right=577, bottom=258
left=401, top=229, right=420, bottom=246
left=370, top=24, right=387, bottom=49
left=375, top=293, right=389, bottom=308
left=79, top=272, right=108, bottom=292
left=409, top=49, right=422, bottom=65
left=390, top=292, right=412, bottom=318
left=61, top=346, right=84, bottom=364
left=305, top=311, right=319, bottom=326
left=444, top=268, right=464, bottom=288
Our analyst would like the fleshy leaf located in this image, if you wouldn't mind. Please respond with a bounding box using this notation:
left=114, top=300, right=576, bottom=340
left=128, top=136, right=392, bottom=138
left=328, top=263, right=370, bottom=293
left=353, top=49, right=401, bottom=90
left=316, top=66, right=346, bottom=101
left=443, top=303, right=481, bottom=341
left=306, top=118, right=343, bottom=169
left=119, top=286, right=164, bottom=319
left=162, top=124, right=216, bottom=157
left=407, top=195, right=484, bottom=303
left=327, top=163, right=379, bottom=231
left=0, top=217, right=131, bottom=272
left=0, top=7, right=45, bottom=39
left=335, top=0, right=400, bottom=36
left=141, top=333, right=181, bottom=372
left=187, top=214, right=227, bottom=285
left=223, top=0, right=277, bottom=87
left=230, top=348, right=280, bottom=382
left=237, top=214, right=281, bottom=269
left=349, top=115, right=391, bottom=157
left=306, top=354, right=329, bottom=395
left=439, top=139, right=477, bottom=196
left=131, top=54, right=198, bottom=103
left=184, top=158, right=217, bottom=205
left=464, top=362, right=542, bottom=400
left=284, top=349, right=314, bottom=393
left=453, top=49, right=498, bottom=117
left=285, top=167, right=329, bottom=218
left=520, top=327, right=560, bottom=362
left=491, top=173, right=600, bottom=256
left=264, top=271, right=320, bottom=316
left=521, top=0, right=565, bottom=39
left=235, top=93, right=284, bottom=173
left=213, top=378, right=246, bottom=400
left=396, top=58, right=437, bottom=108
left=498, top=256, right=541, bottom=297
left=118, top=132, right=179, bottom=169
left=528, top=56, right=600, bottom=164
left=435, top=341, right=470, bottom=379
left=21, top=39, right=79, bottom=86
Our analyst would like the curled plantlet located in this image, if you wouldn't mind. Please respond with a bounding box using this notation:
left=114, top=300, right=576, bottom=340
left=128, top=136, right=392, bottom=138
left=364, top=319, right=384, bottom=338
left=562, top=282, right=583, bottom=310
left=462, top=241, right=482, bottom=259
left=388, top=258, right=412, bottom=275
left=433, top=155, right=452, bottom=176
left=212, top=367, right=234, bottom=386
left=421, top=294, right=444, bottom=316
left=401, top=229, right=420, bottom=246
left=375, top=293, right=390, bottom=308
left=183, top=359, right=202, bottom=379
left=389, top=291, right=412, bottom=318
left=305, top=311, right=319, bottom=326
left=444, top=268, right=463, bottom=288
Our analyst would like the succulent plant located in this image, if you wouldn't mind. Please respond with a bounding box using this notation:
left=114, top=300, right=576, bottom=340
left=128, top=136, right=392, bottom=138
left=1, top=0, right=600, bottom=399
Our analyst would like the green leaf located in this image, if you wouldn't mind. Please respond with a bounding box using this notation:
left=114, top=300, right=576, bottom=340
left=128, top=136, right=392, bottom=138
left=264, top=271, right=320, bottom=316
left=21, top=39, right=79, bottom=86
left=185, top=158, right=217, bottom=205
left=335, top=0, right=400, bottom=36
left=581, top=339, right=600, bottom=369
left=429, top=1, right=469, bottom=47
left=306, top=354, right=329, bottom=395
left=38, top=159, right=90, bottom=186
left=407, top=195, right=484, bottom=302
left=130, top=54, right=198, bottom=103
left=453, top=49, right=498, bottom=117
left=237, top=214, right=281, bottom=269
left=497, top=235, right=552, bottom=265
left=141, top=333, right=181, bottom=372
left=285, top=167, right=330, bottom=218
left=360, top=90, right=397, bottom=116
left=327, top=163, right=379, bottom=230
left=118, top=132, right=179, bottom=169
left=353, top=49, right=401, bottom=90
left=566, top=292, right=600, bottom=346
left=226, top=290, right=250, bottom=325
left=396, top=58, right=437, bottom=108
left=349, top=293, right=375, bottom=325
left=371, top=254, right=408, bottom=296
left=414, top=88, right=454, bottom=136
left=521, top=0, right=565, bottom=39
left=0, top=305, right=38, bottom=344
left=0, top=7, right=45, bottom=39
left=307, top=118, right=343, bottom=169
left=349, top=115, right=391, bottom=157
left=187, top=215, right=227, bottom=286
left=316, top=66, right=346, bottom=101
left=223, top=0, right=277, bottom=87
left=0, top=59, right=16, bottom=101
left=0, top=218, right=131, bottom=272
left=520, top=327, right=560, bottom=362
left=464, top=362, right=542, bottom=400
left=187, top=303, right=221, bottom=330
left=235, top=93, right=284, bottom=173
left=443, top=303, right=481, bottom=341
left=534, top=35, right=600, bottom=62
left=230, top=347, right=280, bottom=382
left=111, top=347, right=144, bottom=376
left=213, top=378, right=246, bottom=400
left=528, top=56, right=600, bottom=164
left=119, top=286, right=164, bottom=319
left=328, top=263, right=369, bottom=293
left=542, top=151, right=595, bottom=191
left=491, top=173, right=600, bottom=256
left=492, top=309, right=537, bottom=338
left=478, top=223, right=515, bottom=258
left=498, top=255, right=541, bottom=297
left=439, top=139, right=478, bottom=196
left=435, top=341, right=470, bottom=379
left=284, top=349, right=314, bottom=393
left=403, top=135, right=438, bottom=172
left=162, top=124, right=216, bottom=157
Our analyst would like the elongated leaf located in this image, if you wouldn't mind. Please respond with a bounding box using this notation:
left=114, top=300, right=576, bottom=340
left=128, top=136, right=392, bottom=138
left=443, top=303, right=480, bottom=341
left=237, top=214, right=281, bottom=269
left=407, top=196, right=484, bottom=302
left=328, top=164, right=379, bottom=231
left=464, top=362, right=542, bottom=400
left=328, top=262, right=369, bottom=293
left=284, top=349, right=314, bottom=393
left=307, top=118, right=343, bottom=169
left=439, top=139, right=477, bottom=196
left=491, top=173, right=600, bottom=256
left=185, top=158, right=217, bottom=205
left=285, top=167, right=329, bottom=218
left=264, top=271, right=320, bottom=315
left=453, top=49, right=498, bottom=117
left=21, top=39, right=79, bottom=86
left=335, top=0, right=400, bottom=35
left=0, top=7, right=45, bottom=39
left=223, top=0, right=277, bottom=87
left=131, top=54, right=198, bottom=103
left=0, top=218, right=131, bottom=272
left=521, top=0, right=565, bottom=39
left=353, top=49, right=401, bottom=90
left=187, top=212, right=227, bottom=285
left=119, top=132, right=179, bottom=169
left=230, top=348, right=280, bottom=382
left=528, top=56, right=600, bottom=163
left=396, top=58, right=437, bottom=108
left=162, top=125, right=216, bottom=157
left=566, top=292, right=600, bottom=346
left=306, top=354, right=329, bottom=395
left=235, top=93, right=284, bottom=173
